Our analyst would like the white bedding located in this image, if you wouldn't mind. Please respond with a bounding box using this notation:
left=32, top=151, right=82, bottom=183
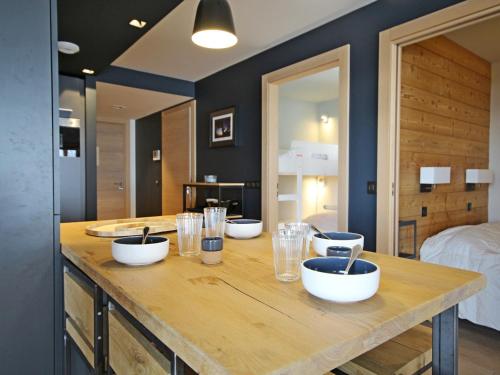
left=420, top=222, right=500, bottom=331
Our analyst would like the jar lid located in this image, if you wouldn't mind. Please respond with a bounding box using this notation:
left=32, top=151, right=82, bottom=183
left=202, top=237, right=223, bottom=251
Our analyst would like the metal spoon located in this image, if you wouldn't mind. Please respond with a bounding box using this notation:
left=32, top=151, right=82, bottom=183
left=341, top=244, right=363, bottom=275
left=310, top=224, right=332, bottom=240
left=142, top=226, right=150, bottom=245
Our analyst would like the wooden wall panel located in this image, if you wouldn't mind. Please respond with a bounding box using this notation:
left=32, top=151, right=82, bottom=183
left=399, top=36, right=490, bottom=256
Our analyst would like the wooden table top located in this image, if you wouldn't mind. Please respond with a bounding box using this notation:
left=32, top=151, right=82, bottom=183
left=61, top=220, right=485, bottom=375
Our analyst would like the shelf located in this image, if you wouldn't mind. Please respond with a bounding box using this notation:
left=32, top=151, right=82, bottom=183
left=184, top=182, right=245, bottom=187
left=278, top=194, right=298, bottom=202
left=186, top=208, right=242, bottom=220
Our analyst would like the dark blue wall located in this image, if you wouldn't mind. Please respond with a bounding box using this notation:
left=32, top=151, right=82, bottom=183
left=195, top=0, right=463, bottom=250
left=136, top=112, right=163, bottom=217
left=0, top=0, right=59, bottom=372
left=98, top=66, right=195, bottom=97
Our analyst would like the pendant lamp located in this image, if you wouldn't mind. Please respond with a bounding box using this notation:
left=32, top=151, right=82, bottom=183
left=192, top=0, right=237, bottom=49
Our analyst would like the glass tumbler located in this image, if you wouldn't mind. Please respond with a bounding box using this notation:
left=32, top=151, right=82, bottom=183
left=203, top=207, right=227, bottom=238
left=284, top=222, right=311, bottom=259
left=272, top=229, right=303, bottom=282
left=176, top=213, right=203, bottom=256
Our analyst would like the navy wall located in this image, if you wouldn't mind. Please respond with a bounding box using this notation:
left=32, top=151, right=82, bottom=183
left=196, top=0, right=463, bottom=250
left=0, top=0, right=59, bottom=372
left=136, top=112, right=162, bottom=217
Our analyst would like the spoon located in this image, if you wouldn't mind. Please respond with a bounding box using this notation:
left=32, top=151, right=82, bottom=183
left=225, top=218, right=237, bottom=224
left=142, top=226, right=150, bottom=245
left=341, top=244, right=363, bottom=275
left=310, top=224, right=332, bottom=240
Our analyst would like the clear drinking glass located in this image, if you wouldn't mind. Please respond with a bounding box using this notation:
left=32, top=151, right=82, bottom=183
left=285, top=222, right=311, bottom=259
left=176, top=213, right=203, bottom=256
left=203, top=207, right=227, bottom=238
left=272, top=229, right=303, bottom=282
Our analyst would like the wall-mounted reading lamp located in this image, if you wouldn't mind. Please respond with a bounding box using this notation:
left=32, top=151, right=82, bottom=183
left=465, top=169, right=493, bottom=191
left=420, top=167, right=451, bottom=193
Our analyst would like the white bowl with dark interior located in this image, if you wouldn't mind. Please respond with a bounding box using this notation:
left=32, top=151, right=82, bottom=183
left=225, top=219, right=263, bottom=239
left=301, top=257, right=380, bottom=303
left=312, top=232, right=364, bottom=256
left=112, top=236, right=169, bottom=266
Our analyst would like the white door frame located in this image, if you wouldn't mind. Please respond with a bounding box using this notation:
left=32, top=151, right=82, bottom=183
left=262, top=45, right=350, bottom=231
left=376, top=0, right=500, bottom=255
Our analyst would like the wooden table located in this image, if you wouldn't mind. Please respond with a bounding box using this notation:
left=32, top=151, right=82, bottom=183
left=61, top=220, right=485, bottom=375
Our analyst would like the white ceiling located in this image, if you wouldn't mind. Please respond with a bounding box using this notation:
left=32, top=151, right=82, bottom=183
left=446, top=16, right=500, bottom=63
left=96, top=82, right=191, bottom=123
left=279, top=67, right=339, bottom=102
left=113, top=0, right=375, bottom=81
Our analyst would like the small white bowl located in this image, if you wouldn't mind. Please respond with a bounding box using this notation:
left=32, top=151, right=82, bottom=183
left=301, top=257, right=380, bottom=303
left=225, top=219, right=263, bottom=239
left=112, top=236, right=169, bottom=266
left=312, top=232, right=364, bottom=256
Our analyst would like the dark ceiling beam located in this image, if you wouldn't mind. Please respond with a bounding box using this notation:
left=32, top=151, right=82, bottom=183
left=97, top=66, right=195, bottom=97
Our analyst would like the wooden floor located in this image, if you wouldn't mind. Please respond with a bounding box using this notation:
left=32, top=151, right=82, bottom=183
left=423, top=320, right=500, bottom=375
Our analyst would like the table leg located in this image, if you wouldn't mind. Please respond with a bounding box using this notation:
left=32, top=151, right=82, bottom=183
left=432, top=305, right=458, bottom=375
left=174, top=354, right=197, bottom=375
left=183, top=185, right=187, bottom=212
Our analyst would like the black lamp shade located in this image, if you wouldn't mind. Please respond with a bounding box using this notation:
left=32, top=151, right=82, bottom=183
left=192, top=0, right=237, bottom=49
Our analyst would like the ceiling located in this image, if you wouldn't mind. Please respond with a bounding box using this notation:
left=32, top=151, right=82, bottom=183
left=113, top=0, right=375, bottom=81
left=58, top=0, right=182, bottom=76
left=96, top=82, right=190, bottom=123
left=279, top=67, right=339, bottom=103
left=446, top=16, right=500, bottom=63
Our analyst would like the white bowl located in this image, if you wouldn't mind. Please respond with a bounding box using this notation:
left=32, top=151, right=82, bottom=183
left=312, top=232, right=364, bottom=256
left=301, top=257, right=380, bottom=303
left=225, top=219, right=263, bottom=239
left=112, top=236, right=169, bottom=266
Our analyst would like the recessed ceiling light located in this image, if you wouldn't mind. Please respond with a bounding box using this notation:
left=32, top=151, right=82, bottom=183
left=111, top=104, right=127, bottom=110
left=82, top=68, right=95, bottom=75
left=58, top=41, right=80, bottom=55
left=129, top=19, right=147, bottom=28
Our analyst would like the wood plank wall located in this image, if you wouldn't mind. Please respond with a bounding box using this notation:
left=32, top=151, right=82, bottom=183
left=399, top=35, right=491, bottom=256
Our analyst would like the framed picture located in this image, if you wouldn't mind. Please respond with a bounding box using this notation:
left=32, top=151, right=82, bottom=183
left=209, top=107, right=236, bottom=148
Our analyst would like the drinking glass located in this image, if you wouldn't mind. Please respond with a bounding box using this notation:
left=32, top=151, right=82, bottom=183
left=203, top=207, right=227, bottom=238
left=285, top=222, right=311, bottom=259
left=176, top=213, right=203, bottom=256
left=272, top=229, right=303, bottom=282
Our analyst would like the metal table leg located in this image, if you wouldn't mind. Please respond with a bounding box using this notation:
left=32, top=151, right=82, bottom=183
left=183, top=185, right=187, bottom=212
left=432, top=305, right=458, bottom=375
left=174, top=354, right=197, bottom=375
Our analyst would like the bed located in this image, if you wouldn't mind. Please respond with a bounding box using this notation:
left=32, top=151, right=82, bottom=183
left=420, top=222, right=500, bottom=331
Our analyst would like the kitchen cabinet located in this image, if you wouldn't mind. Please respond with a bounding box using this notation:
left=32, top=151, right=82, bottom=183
left=63, top=261, right=104, bottom=374
left=108, top=307, right=171, bottom=374
left=63, top=259, right=176, bottom=375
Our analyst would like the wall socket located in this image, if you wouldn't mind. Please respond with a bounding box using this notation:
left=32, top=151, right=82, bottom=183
left=245, top=181, right=261, bottom=189
left=421, top=206, right=428, bottom=217
left=367, top=181, right=377, bottom=195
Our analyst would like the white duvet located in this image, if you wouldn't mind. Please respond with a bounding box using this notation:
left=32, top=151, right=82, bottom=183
left=420, top=222, right=500, bottom=331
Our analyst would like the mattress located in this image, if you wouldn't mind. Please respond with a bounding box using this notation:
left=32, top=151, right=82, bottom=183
left=420, top=222, right=500, bottom=331
left=303, top=211, right=338, bottom=232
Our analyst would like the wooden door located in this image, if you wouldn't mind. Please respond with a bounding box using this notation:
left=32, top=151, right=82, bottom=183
left=97, top=122, right=127, bottom=219
left=162, top=101, right=196, bottom=215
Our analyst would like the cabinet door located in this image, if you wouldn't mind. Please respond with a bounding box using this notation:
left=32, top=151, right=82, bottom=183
left=108, top=309, right=171, bottom=374
left=64, top=271, right=94, bottom=366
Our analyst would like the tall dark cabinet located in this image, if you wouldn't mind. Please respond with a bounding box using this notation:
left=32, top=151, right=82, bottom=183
left=0, top=0, right=60, bottom=373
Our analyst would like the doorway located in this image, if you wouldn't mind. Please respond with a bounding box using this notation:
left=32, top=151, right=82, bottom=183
left=95, top=82, right=194, bottom=219
left=262, top=45, right=350, bottom=231
left=376, top=1, right=500, bottom=255
left=96, top=121, right=128, bottom=220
